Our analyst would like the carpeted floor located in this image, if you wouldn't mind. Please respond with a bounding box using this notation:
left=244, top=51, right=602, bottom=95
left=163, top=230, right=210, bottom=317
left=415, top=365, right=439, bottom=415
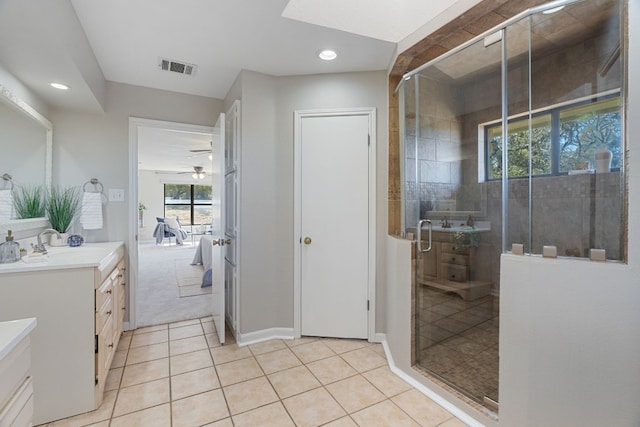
left=175, top=260, right=212, bottom=297
left=136, top=239, right=212, bottom=327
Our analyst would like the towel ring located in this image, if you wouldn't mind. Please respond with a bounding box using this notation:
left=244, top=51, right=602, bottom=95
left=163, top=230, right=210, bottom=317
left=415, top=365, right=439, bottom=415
left=82, top=178, right=104, bottom=194
left=1, top=173, right=14, bottom=190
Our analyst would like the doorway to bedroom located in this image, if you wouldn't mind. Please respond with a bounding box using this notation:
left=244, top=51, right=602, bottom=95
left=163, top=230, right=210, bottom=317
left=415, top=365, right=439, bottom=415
left=132, top=118, right=215, bottom=327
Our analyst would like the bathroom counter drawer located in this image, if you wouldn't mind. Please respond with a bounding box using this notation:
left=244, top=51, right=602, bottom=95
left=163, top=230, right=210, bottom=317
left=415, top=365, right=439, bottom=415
left=441, top=243, right=471, bottom=255
left=441, top=251, right=469, bottom=266
left=0, top=376, right=33, bottom=427
left=442, top=263, right=468, bottom=283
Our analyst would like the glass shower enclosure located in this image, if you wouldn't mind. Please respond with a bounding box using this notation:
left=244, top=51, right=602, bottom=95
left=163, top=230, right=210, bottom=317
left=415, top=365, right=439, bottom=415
left=399, top=0, right=625, bottom=411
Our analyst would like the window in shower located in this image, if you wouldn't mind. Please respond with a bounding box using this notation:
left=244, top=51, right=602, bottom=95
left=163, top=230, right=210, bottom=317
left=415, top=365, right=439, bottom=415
left=484, top=94, right=621, bottom=180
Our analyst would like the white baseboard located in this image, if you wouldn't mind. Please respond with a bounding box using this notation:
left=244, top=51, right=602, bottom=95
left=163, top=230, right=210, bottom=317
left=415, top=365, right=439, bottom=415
left=372, top=332, right=385, bottom=343
left=236, top=327, right=296, bottom=347
left=379, top=335, right=485, bottom=427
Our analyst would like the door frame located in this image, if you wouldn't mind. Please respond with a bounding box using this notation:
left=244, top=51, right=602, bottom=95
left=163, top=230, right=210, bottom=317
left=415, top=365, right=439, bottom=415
left=128, top=117, right=215, bottom=331
left=293, top=107, right=377, bottom=340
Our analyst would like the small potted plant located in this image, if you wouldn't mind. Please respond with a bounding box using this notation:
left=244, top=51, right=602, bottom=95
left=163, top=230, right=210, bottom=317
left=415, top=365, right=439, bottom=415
left=47, top=186, right=80, bottom=246
left=12, top=185, right=47, bottom=219
left=138, top=202, right=146, bottom=227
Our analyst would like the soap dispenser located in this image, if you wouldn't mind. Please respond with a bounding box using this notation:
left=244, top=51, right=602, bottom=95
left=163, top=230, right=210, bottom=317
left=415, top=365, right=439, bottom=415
left=0, top=230, right=21, bottom=263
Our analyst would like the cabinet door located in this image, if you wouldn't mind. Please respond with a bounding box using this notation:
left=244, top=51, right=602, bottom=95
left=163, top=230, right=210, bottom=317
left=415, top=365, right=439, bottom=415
left=418, top=241, right=439, bottom=282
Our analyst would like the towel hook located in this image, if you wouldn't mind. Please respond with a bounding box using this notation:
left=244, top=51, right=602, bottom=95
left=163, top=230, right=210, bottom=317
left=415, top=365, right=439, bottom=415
left=1, top=173, right=14, bottom=190
left=82, top=178, right=104, bottom=194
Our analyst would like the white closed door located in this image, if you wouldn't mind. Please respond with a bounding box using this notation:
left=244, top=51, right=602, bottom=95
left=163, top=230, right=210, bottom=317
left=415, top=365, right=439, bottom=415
left=298, top=111, right=371, bottom=339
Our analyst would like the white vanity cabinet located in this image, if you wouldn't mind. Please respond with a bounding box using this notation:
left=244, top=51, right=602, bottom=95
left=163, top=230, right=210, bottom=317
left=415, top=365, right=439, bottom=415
left=0, top=318, right=36, bottom=427
left=0, top=242, right=125, bottom=425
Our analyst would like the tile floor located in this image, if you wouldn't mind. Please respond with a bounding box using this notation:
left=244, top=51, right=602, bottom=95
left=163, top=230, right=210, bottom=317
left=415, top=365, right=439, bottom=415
left=39, top=317, right=468, bottom=427
left=416, top=287, right=499, bottom=404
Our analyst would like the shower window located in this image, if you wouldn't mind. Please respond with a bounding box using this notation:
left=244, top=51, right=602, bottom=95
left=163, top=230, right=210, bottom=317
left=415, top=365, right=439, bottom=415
left=484, top=93, right=621, bottom=180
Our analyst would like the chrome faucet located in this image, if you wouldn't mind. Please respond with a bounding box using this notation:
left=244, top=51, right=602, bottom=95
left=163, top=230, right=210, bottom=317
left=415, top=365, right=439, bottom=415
left=441, top=216, right=451, bottom=228
left=31, top=229, right=61, bottom=255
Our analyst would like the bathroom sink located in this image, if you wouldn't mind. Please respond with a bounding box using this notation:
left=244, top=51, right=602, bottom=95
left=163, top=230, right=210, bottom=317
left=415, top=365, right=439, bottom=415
left=430, top=221, right=491, bottom=233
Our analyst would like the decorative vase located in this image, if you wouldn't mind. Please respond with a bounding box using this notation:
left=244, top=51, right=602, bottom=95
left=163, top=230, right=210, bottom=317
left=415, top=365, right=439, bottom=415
left=595, top=145, right=612, bottom=173
left=49, top=232, right=69, bottom=247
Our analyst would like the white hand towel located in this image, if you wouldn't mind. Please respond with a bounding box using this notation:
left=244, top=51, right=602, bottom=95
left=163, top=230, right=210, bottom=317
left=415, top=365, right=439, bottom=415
left=80, top=192, right=103, bottom=230
left=0, top=190, right=14, bottom=222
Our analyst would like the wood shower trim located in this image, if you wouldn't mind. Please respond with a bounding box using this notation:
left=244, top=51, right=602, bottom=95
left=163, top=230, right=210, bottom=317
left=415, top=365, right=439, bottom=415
left=387, top=0, right=549, bottom=235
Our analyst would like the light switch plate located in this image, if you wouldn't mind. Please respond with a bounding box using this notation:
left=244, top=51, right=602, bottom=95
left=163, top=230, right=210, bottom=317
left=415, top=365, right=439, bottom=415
left=109, top=188, right=125, bottom=202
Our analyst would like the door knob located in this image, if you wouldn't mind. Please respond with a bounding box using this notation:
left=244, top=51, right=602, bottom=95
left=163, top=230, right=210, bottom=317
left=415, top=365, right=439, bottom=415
left=212, top=238, right=231, bottom=246
left=303, top=237, right=312, bottom=245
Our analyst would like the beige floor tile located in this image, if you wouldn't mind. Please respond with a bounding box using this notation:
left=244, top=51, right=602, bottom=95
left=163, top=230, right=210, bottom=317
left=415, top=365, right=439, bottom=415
left=50, top=390, right=116, bottom=427
left=351, top=400, right=420, bottom=427
left=210, top=344, right=252, bottom=365
left=283, top=387, right=346, bottom=427
left=121, top=358, right=170, bottom=387
left=439, top=417, right=470, bottom=427
left=169, top=335, right=208, bottom=356
left=113, top=378, right=170, bottom=417
left=392, top=389, right=453, bottom=427
left=126, top=342, right=169, bottom=365
left=202, top=321, right=216, bottom=334
left=232, top=401, right=295, bottom=427
left=255, top=348, right=301, bottom=374
left=202, top=418, right=233, bottom=427
left=369, top=343, right=387, bottom=358
left=290, top=340, right=335, bottom=364
left=326, top=375, right=386, bottom=413
left=216, top=357, right=264, bottom=386
left=171, top=389, right=229, bottom=427
left=248, top=339, right=287, bottom=355
left=206, top=333, right=221, bottom=348
left=200, top=315, right=214, bottom=323
left=362, top=366, right=412, bottom=398
left=267, top=365, right=321, bottom=399
left=223, top=376, right=279, bottom=415
left=322, top=417, right=358, bottom=427
left=105, top=367, right=123, bottom=392
left=170, top=349, right=213, bottom=375
left=284, top=337, right=318, bottom=348
left=169, top=319, right=200, bottom=328
left=134, top=324, right=168, bottom=335
left=306, top=355, right=357, bottom=385
left=340, top=347, right=387, bottom=373
left=110, top=403, right=171, bottom=427
left=84, top=421, right=110, bottom=427
left=130, top=329, right=169, bottom=348
left=112, top=349, right=128, bottom=368
left=171, top=366, right=220, bottom=400
left=117, top=334, right=132, bottom=351
left=322, top=338, right=368, bottom=354
left=169, top=324, right=204, bottom=341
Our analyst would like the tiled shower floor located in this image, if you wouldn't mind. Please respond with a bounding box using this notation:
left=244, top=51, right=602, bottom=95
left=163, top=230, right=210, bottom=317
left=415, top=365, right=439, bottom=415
left=39, top=316, right=469, bottom=427
left=416, top=288, right=499, bottom=404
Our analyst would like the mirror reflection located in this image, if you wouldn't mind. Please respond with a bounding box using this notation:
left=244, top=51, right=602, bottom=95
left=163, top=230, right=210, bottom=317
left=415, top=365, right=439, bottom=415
left=0, top=83, right=52, bottom=236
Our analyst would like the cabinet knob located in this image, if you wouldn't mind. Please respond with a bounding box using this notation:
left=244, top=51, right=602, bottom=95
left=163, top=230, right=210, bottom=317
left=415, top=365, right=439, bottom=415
left=107, top=310, right=112, bottom=315
left=106, top=289, right=112, bottom=294
left=117, top=274, right=123, bottom=278
left=108, top=343, right=114, bottom=348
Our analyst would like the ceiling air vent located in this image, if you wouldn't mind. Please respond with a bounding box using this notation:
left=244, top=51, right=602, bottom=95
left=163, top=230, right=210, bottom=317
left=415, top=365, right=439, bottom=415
left=158, top=57, right=197, bottom=76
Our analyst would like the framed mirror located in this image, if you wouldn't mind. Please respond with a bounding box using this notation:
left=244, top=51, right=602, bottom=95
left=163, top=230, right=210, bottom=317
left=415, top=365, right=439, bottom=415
left=0, top=82, right=52, bottom=238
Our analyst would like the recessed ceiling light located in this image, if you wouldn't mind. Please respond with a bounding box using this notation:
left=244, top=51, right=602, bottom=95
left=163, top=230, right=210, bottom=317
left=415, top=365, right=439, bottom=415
left=50, top=82, right=70, bottom=90
left=318, top=49, right=337, bottom=61
left=542, top=5, right=565, bottom=14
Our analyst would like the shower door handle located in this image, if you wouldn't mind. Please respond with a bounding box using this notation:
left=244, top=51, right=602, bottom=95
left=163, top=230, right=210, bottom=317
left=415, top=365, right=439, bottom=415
left=417, top=219, right=432, bottom=253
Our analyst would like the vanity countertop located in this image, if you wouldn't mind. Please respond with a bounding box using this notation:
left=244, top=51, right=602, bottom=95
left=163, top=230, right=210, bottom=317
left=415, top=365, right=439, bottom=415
left=0, top=241, right=124, bottom=274
left=0, top=317, right=36, bottom=360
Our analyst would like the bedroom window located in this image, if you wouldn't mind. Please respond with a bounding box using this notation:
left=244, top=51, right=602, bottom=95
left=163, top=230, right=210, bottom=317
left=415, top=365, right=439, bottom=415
left=164, top=184, right=212, bottom=225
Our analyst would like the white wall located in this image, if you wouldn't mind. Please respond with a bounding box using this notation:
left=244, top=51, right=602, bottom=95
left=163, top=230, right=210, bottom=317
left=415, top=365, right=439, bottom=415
left=137, top=170, right=165, bottom=240
left=51, top=81, right=223, bottom=244
left=226, top=70, right=388, bottom=336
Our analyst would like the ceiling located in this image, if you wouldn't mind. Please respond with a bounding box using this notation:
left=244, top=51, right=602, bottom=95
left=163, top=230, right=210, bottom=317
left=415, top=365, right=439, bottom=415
left=0, top=0, right=479, bottom=174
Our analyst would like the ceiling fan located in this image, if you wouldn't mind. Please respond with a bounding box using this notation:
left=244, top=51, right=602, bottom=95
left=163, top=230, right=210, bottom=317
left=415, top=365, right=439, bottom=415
left=189, top=141, right=212, bottom=159
left=155, top=166, right=207, bottom=179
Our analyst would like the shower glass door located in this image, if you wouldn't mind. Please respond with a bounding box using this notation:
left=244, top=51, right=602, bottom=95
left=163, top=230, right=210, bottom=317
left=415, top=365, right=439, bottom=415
left=406, top=33, right=503, bottom=408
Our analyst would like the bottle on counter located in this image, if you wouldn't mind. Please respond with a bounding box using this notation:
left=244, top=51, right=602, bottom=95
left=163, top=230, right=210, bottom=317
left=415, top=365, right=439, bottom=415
left=0, top=230, right=21, bottom=263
